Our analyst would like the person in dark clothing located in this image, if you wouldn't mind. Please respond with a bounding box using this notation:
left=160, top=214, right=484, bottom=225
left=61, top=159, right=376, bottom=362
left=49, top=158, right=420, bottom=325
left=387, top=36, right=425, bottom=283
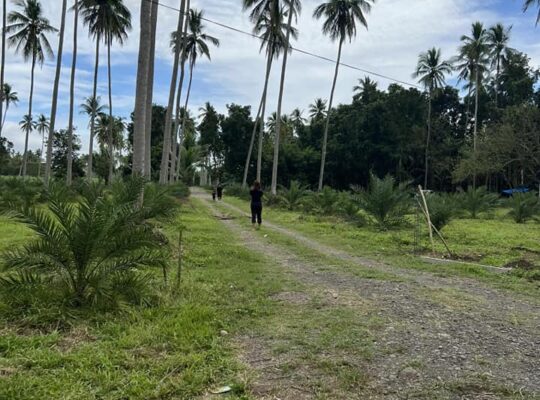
left=250, top=181, right=263, bottom=229
left=212, top=186, right=217, bottom=201
left=217, top=184, right=223, bottom=201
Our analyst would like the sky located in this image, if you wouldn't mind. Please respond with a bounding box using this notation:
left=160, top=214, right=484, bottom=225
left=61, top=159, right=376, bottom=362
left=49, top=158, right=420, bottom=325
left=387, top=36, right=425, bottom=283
left=1, top=0, right=539, bottom=154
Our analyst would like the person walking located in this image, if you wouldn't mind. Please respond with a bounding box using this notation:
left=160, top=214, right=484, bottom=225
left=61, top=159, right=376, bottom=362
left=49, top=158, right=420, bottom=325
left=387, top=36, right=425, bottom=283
left=250, top=181, right=264, bottom=229
left=217, top=183, right=223, bottom=201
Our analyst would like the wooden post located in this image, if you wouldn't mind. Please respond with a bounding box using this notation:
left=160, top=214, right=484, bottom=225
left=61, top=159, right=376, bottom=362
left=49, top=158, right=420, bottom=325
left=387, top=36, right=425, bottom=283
left=418, top=185, right=435, bottom=253
left=175, top=228, right=184, bottom=292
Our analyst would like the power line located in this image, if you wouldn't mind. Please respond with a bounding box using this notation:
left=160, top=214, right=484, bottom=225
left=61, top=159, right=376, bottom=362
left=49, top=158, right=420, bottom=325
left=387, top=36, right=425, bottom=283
left=144, top=0, right=423, bottom=89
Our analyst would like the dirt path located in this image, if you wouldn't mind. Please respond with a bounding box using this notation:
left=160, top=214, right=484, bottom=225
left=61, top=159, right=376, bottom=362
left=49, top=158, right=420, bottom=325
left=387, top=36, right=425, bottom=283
left=192, top=189, right=540, bottom=399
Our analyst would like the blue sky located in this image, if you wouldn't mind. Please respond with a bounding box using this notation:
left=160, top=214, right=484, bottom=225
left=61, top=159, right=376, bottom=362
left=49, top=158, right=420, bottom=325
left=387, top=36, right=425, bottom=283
left=1, top=0, right=539, bottom=154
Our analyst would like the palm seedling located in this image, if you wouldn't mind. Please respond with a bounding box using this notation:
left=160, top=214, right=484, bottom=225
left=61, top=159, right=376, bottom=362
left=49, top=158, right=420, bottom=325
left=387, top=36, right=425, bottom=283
left=459, top=186, right=499, bottom=219
left=507, top=192, right=540, bottom=224
left=278, top=180, right=308, bottom=210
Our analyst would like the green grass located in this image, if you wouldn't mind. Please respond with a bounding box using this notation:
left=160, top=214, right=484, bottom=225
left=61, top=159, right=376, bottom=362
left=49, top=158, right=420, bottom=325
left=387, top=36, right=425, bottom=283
left=0, top=200, right=291, bottom=400
left=222, top=196, right=540, bottom=298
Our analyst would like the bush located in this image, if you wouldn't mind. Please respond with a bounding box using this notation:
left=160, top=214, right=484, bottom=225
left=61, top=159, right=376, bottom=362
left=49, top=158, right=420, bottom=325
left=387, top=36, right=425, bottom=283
left=337, top=192, right=365, bottom=225
left=0, top=179, right=171, bottom=311
left=278, top=181, right=308, bottom=211
left=0, top=176, right=46, bottom=210
left=356, top=174, right=410, bottom=229
left=302, top=187, right=340, bottom=215
left=458, top=186, right=499, bottom=219
left=168, top=182, right=190, bottom=199
left=507, top=193, right=540, bottom=224
left=425, top=193, right=459, bottom=230
left=224, top=183, right=250, bottom=199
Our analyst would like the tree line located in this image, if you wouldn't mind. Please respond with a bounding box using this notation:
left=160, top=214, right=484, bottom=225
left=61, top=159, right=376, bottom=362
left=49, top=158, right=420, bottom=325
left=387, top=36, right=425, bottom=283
left=0, top=0, right=539, bottom=194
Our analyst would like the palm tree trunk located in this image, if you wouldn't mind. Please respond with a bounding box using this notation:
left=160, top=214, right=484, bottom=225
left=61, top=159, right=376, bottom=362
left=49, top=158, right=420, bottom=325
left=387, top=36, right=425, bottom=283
left=159, top=0, right=186, bottom=184
left=133, top=0, right=153, bottom=176
left=243, top=55, right=273, bottom=187
left=0, top=0, right=6, bottom=140
left=271, top=6, right=294, bottom=195
left=144, top=0, right=159, bottom=179
left=242, top=97, right=263, bottom=188
left=88, top=37, right=100, bottom=180
left=45, top=0, right=67, bottom=184
left=1, top=104, right=9, bottom=132
left=22, top=54, right=36, bottom=177
left=67, top=0, right=79, bottom=186
left=318, top=38, right=343, bottom=192
left=170, top=0, right=190, bottom=184
left=424, top=92, right=432, bottom=190
left=176, top=61, right=194, bottom=181
left=38, top=129, right=44, bottom=177
left=255, top=55, right=274, bottom=184
left=473, top=65, right=479, bottom=189
left=107, top=39, right=114, bottom=184
left=495, top=54, right=500, bottom=108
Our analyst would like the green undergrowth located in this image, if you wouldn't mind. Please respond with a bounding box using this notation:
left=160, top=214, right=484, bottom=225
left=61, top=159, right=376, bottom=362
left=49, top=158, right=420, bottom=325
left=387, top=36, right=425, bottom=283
left=0, top=200, right=290, bottom=399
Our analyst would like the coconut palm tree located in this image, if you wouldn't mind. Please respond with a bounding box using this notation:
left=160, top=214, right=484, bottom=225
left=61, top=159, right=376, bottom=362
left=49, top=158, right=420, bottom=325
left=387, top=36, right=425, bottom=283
left=172, top=9, right=219, bottom=181
left=457, top=22, right=489, bottom=188
left=144, top=0, right=159, bottom=179
left=44, top=0, right=67, bottom=184
left=95, top=114, right=125, bottom=175
left=133, top=0, right=153, bottom=178
left=67, top=0, right=79, bottom=186
left=486, top=23, right=513, bottom=107
left=241, top=4, right=298, bottom=186
left=314, top=0, right=375, bottom=191
left=78, top=0, right=132, bottom=180
left=352, top=76, right=378, bottom=103
left=271, top=0, right=302, bottom=195
left=35, top=114, right=49, bottom=177
left=7, top=0, right=57, bottom=177
left=413, top=47, right=452, bottom=189
left=309, top=98, right=327, bottom=122
left=524, top=0, right=540, bottom=25
left=80, top=96, right=107, bottom=176
left=18, top=114, right=35, bottom=175
left=0, top=0, right=6, bottom=139
left=290, top=108, right=306, bottom=135
left=159, top=0, right=187, bottom=184
left=1, top=83, right=19, bottom=132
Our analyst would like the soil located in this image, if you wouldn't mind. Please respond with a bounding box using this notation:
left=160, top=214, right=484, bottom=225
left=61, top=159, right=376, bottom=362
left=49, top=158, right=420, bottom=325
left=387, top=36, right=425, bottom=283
left=192, top=189, right=540, bottom=399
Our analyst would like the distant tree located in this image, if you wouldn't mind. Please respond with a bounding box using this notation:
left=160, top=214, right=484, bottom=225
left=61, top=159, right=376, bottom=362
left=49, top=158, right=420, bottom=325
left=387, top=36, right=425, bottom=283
left=1, top=83, right=19, bottom=131
left=35, top=114, right=49, bottom=177
left=52, top=129, right=84, bottom=179
left=486, top=23, right=513, bottom=107
left=353, top=76, right=378, bottom=104
left=309, top=98, right=328, bottom=122
left=413, top=47, right=452, bottom=189
left=314, top=0, right=375, bottom=191
left=7, top=0, right=57, bottom=176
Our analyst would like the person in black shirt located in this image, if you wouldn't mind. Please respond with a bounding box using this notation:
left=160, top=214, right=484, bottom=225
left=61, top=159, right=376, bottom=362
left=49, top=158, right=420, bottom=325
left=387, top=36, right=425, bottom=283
left=250, top=181, right=263, bottom=229
left=217, top=184, right=223, bottom=201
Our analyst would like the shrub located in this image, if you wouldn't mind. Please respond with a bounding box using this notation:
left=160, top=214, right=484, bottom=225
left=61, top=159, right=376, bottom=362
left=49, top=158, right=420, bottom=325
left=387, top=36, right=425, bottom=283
left=425, top=193, right=459, bottom=230
left=459, top=186, right=499, bottom=219
left=168, top=182, right=190, bottom=199
left=356, top=174, right=411, bottom=229
left=278, top=181, right=308, bottom=211
left=302, top=187, right=340, bottom=215
left=507, top=193, right=540, bottom=224
left=224, top=183, right=250, bottom=199
left=0, top=177, right=46, bottom=210
left=337, top=192, right=365, bottom=225
left=1, top=179, right=171, bottom=310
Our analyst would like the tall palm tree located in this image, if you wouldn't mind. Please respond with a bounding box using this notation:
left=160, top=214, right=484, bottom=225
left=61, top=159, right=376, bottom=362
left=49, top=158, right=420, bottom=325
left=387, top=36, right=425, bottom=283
left=44, top=0, right=67, bottom=184
left=173, top=9, right=219, bottom=181
left=132, top=0, right=152, bottom=177
left=523, top=0, right=540, bottom=25
left=241, top=4, right=298, bottom=186
left=290, top=108, right=306, bottom=135
left=309, top=98, right=327, bottom=121
left=271, top=0, right=302, bottom=195
left=78, top=0, right=132, bottom=180
left=7, top=0, right=57, bottom=177
left=18, top=113, right=35, bottom=175
left=457, top=22, right=489, bottom=188
left=95, top=114, right=124, bottom=170
left=35, top=113, right=49, bottom=176
left=486, top=23, right=512, bottom=107
left=1, top=83, right=19, bottom=131
left=413, top=47, right=452, bottom=189
left=80, top=96, right=107, bottom=175
left=144, top=0, right=159, bottom=179
left=67, top=0, right=79, bottom=186
left=0, top=0, right=6, bottom=139
left=159, top=0, right=187, bottom=184
left=314, top=0, right=375, bottom=191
